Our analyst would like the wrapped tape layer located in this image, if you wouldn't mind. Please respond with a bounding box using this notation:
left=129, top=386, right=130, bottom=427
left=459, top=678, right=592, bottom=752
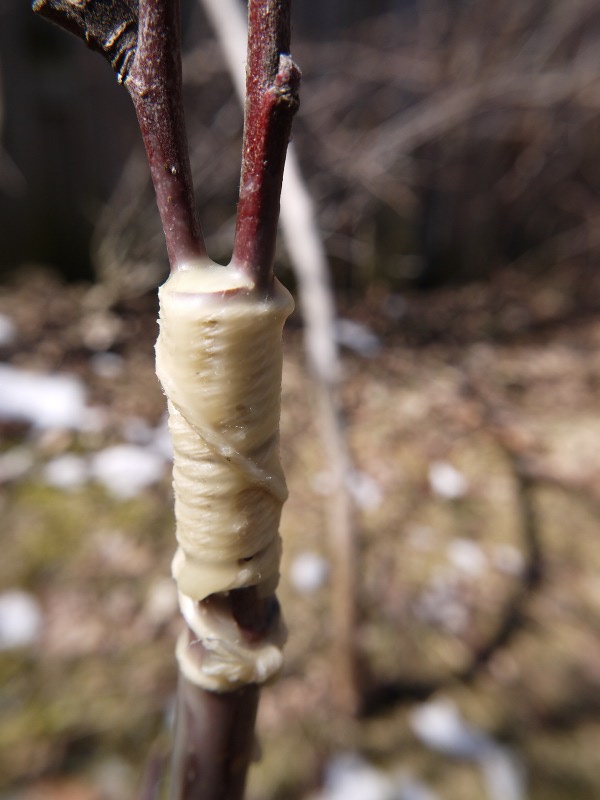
left=155, top=264, right=293, bottom=690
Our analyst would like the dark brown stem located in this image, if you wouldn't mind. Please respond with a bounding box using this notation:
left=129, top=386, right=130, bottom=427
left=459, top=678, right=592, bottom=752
left=169, top=587, right=280, bottom=800
left=232, top=0, right=301, bottom=291
left=126, top=0, right=206, bottom=269
left=170, top=673, right=260, bottom=800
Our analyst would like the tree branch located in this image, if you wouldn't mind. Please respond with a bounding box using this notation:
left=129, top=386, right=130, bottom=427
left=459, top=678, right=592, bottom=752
left=33, top=0, right=206, bottom=270
left=232, top=0, right=301, bottom=292
left=125, top=0, right=206, bottom=268
left=33, top=1, right=300, bottom=796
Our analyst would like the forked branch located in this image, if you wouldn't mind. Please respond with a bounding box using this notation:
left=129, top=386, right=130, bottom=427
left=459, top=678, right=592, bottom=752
left=32, top=3, right=299, bottom=799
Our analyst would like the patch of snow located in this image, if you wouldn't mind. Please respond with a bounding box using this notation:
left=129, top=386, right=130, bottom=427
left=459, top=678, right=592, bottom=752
left=0, top=313, right=17, bottom=346
left=0, top=590, right=43, bottom=650
left=90, top=444, right=166, bottom=499
left=410, top=698, right=526, bottom=800
left=428, top=461, right=468, bottom=499
left=289, top=552, right=329, bottom=593
left=410, top=698, right=489, bottom=759
left=0, top=447, right=33, bottom=483
left=43, top=454, right=89, bottom=491
left=414, top=573, right=470, bottom=634
left=0, top=364, right=87, bottom=430
left=446, top=538, right=488, bottom=576
left=319, top=753, right=397, bottom=800
left=310, top=753, right=440, bottom=800
left=348, top=470, right=383, bottom=511
left=335, top=319, right=381, bottom=357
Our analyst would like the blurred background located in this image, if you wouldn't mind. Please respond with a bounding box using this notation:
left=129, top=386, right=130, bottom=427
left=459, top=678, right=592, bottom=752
left=3, top=0, right=600, bottom=798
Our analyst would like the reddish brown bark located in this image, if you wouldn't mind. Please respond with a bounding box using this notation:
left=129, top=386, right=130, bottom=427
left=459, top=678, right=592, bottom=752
left=232, top=0, right=301, bottom=292
left=126, top=0, right=206, bottom=269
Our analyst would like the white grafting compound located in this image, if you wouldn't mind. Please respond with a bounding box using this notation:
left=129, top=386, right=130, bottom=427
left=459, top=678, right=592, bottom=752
left=155, top=263, right=293, bottom=690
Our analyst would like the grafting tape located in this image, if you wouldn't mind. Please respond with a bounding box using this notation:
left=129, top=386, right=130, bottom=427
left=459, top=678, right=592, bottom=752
left=155, top=263, right=293, bottom=689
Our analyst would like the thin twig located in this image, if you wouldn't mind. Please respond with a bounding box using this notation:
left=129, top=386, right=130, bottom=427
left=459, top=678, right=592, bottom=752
left=232, top=0, right=301, bottom=291
left=126, top=0, right=206, bottom=268
left=32, top=0, right=206, bottom=270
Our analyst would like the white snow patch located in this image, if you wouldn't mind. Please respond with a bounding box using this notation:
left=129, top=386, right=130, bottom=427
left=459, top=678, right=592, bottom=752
left=410, top=698, right=526, bottom=800
left=90, top=444, right=166, bottom=499
left=309, top=753, right=440, bottom=800
left=322, top=753, right=393, bottom=800
left=0, top=590, right=43, bottom=650
left=43, top=454, right=89, bottom=491
left=348, top=470, right=383, bottom=510
left=0, top=364, right=87, bottom=430
left=414, top=573, right=470, bottom=634
left=0, top=313, right=17, bottom=346
left=428, top=461, right=468, bottom=499
left=289, top=552, right=329, bottom=593
left=335, top=319, right=381, bottom=357
left=410, top=698, right=489, bottom=759
left=446, top=538, right=488, bottom=576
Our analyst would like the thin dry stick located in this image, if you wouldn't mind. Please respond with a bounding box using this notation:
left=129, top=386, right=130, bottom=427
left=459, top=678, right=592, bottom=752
left=32, top=0, right=300, bottom=797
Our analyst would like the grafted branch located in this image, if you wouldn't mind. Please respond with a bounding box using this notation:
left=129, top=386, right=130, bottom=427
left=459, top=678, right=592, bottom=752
left=232, top=0, right=301, bottom=291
